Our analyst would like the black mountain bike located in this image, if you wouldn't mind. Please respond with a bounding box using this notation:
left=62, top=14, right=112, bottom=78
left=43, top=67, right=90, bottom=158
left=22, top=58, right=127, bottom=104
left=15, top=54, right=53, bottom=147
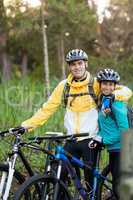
left=0, top=128, right=60, bottom=200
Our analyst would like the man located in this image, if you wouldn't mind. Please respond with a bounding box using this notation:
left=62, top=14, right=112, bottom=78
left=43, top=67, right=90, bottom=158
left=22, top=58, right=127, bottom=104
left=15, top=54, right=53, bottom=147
left=22, top=49, right=132, bottom=188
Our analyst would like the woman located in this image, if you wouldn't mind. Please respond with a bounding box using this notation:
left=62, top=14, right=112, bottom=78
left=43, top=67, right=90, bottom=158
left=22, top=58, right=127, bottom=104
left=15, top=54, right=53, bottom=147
left=89, top=68, right=129, bottom=199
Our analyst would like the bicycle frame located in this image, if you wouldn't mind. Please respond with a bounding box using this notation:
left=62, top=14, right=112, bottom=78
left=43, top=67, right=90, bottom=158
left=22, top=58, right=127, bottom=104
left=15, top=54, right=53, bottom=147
left=54, top=145, right=88, bottom=200
left=0, top=134, right=36, bottom=200
left=23, top=135, right=98, bottom=200
left=52, top=144, right=112, bottom=200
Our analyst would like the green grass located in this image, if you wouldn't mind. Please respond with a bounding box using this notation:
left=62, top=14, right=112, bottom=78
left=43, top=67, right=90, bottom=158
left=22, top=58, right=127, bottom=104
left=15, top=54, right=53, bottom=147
left=0, top=77, right=65, bottom=171
left=0, top=77, right=65, bottom=131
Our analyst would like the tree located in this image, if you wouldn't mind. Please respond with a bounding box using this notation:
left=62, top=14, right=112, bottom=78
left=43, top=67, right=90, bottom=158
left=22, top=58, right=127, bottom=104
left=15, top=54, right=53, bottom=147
left=7, top=0, right=41, bottom=76
left=0, top=0, right=11, bottom=81
left=46, top=0, right=97, bottom=76
left=91, top=0, right=133, bottom=60
left=41, top=0, right=50, bottom=97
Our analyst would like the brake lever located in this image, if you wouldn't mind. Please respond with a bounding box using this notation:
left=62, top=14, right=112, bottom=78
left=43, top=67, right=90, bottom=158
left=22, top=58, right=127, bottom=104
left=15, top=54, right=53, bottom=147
left=66, top=136, right=77, bottom=143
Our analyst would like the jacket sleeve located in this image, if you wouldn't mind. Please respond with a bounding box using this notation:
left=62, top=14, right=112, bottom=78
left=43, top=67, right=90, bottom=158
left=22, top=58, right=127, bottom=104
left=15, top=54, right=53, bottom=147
left=112, top=101, right=129, bottom=133
left=99, top=131, right=120, bottom=145
left=93, top=78, right=132, bottom=101
left=21, top=80, right=65, bottom=130
left=113, top=85, right=132, bottom=101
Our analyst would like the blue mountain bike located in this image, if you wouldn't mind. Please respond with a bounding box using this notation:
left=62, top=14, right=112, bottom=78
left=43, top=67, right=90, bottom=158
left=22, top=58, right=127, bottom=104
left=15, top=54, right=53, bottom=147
left=13, top=133, right=114, bottom=200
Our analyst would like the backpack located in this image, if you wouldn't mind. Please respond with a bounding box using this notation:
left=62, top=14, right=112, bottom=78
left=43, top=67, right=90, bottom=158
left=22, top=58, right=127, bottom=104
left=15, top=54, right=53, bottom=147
left=127, top=106, right=133, bottom=129
left=110, top=104, right=133, bottom=129
left=63, top=75, right=97, bottom=108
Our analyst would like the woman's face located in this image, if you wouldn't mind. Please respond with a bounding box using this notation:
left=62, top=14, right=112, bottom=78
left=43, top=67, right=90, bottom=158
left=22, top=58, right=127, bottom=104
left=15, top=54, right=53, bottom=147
left=100, top=81, right=115, bottom=95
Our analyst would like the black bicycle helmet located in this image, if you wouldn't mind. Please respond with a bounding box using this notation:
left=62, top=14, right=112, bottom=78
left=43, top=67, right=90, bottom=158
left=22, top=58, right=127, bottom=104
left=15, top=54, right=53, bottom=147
left=66, top=49, right=88, bottom=63
left=97, top=68, right=120, bottom=83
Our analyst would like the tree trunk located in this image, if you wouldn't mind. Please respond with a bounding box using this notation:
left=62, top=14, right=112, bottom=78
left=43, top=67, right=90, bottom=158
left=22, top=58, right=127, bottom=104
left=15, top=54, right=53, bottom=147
left=0, top=33, right=11, bottom=81
left=60, top=34, right=66, bottom=79
left=120, top=130, right=133, bottom=200
left=2, top=51, right=11, bottom=81
left=57, top=39, right=61, bottom=68
left=74, top=38, right=79, bottom=48
left=0, top=0, right=11, bottom=81
left=21, top=51, right=28, bottom=76
left=41, top=0, right=50, bottom=98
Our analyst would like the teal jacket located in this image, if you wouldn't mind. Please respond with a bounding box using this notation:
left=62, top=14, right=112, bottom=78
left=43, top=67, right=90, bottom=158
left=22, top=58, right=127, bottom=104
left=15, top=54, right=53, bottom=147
left=98, top=101, right=129, bottom=151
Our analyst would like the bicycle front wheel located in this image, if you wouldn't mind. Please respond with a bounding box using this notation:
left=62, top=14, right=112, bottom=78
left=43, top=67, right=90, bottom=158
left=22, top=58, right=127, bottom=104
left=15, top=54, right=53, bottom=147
left=0, top=163, right=25, bottom=200
left=14, top=174, right=72, bottom=200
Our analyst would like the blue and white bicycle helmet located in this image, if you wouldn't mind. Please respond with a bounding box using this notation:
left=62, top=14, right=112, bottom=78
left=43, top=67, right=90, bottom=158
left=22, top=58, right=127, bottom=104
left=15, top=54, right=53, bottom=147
left=97, top=68, right=120, bottom=83
left=66, top=49, right=88, bottom=63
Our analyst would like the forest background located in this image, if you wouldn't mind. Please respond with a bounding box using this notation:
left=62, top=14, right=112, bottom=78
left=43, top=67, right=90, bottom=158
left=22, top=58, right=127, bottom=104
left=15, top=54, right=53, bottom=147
left=0, top=0, right=133, bottom=168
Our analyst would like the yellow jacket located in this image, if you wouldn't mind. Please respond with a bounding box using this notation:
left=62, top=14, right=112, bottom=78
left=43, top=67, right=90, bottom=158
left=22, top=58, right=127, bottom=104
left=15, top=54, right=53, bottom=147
left=22, top=72, right=132, bottom=136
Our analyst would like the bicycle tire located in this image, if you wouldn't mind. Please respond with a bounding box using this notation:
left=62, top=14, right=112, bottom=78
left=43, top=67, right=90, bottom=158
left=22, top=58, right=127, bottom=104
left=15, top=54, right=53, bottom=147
left=96, top=164, right=115, bottom=200
left=0, top=163, right=25, bottom=200
left=14, top=174, right=72, bottom=200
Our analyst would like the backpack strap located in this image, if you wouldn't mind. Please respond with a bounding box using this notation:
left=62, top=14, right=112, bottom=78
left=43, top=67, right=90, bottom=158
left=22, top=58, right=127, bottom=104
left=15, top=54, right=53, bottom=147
left=88, top=75, right=97, bottom=104
left=63, top=74, right=97, bottom=108
left=63, top=81, right=71, bottom=108
left=127, top=106, right=133, bottom=129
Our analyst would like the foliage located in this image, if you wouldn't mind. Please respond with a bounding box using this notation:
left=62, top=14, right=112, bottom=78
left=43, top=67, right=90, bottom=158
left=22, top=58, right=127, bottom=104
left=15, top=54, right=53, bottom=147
left=97, top=0, right=133, bottom=59
left=0, top=0, right=132, bottom=82
left=1, top=0, right=98, bottom=77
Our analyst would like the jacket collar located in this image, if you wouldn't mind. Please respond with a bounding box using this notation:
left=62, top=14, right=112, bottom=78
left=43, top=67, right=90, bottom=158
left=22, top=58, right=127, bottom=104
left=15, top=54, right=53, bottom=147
left=67, top=71, right=91, bottom=87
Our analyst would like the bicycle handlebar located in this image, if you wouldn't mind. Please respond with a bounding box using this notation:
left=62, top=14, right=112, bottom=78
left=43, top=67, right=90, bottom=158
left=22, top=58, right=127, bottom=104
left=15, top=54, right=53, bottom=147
left=0, top=127, right=26, bottom=137
left=28, top=132, right=89, bottom=142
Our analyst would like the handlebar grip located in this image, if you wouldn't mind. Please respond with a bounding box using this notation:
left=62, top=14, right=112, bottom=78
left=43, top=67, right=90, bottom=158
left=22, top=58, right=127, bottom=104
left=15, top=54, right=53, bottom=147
left=0, top=130, right=9, bottom=137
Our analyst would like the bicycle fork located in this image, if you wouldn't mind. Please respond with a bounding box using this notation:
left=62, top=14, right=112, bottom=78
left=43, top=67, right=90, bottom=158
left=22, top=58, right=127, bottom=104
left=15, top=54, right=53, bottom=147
left=41, top=160, right=62, bottom=200
left=0, top=171, right=8, bottom=199
left=53, top=160, right=62, bottom=200
left=0, top=154, right=17, bottom=200
left=90, top=150, right=101, bottom=200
